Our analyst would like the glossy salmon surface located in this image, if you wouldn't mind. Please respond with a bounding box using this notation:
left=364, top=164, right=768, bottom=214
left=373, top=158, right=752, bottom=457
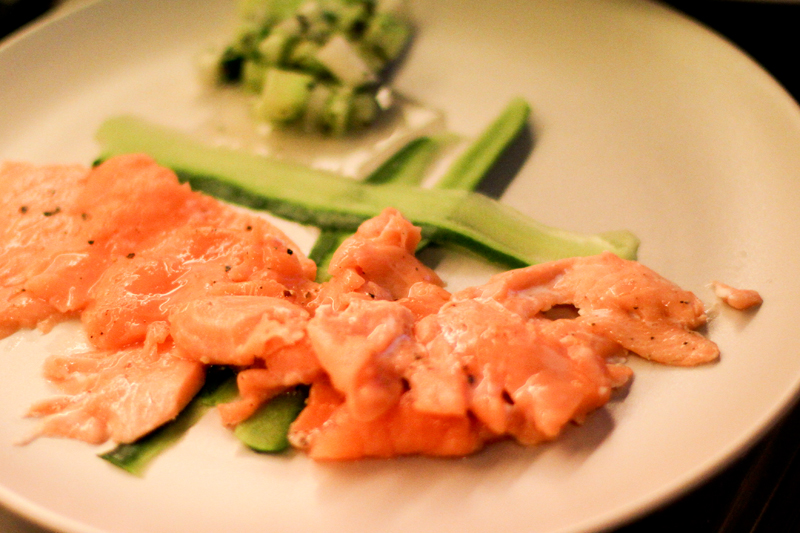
left=290, top=219, right=713, bottom=459
left=1, top=155, right=317, bottom=444
left=1, top=158, right=723, bottom=459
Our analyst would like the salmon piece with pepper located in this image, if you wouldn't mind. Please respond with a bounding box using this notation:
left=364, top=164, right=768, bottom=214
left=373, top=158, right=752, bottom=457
left=461, top=252, right=718, bottom=367
left=2, top=155, right=319, bottom=444
left=0, top=161, right=91, bottom=336
left=0, top=155, right=228, bottom=337
left=0, top=154, right=317, bottom=348
left=25, top=323, right=205, bottom=444
left=291, top=215, right=714, bottom=460
left=82, top=216, right=317, bottom=350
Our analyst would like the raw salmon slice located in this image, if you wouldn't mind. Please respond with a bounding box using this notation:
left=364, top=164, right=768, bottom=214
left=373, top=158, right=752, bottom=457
left=290, top=216, right=715, bottom=460
left=0, top=161, right=90, bottom=336
left=1, top=155, right=319, bottom=444
left=3, top=158, right=731, bottom=458
left=712, top=280, right=763, bottom=310
left=169, top=295, right=323, bottom=426
left=310, top=208, right=446, bottom=312
left=289, top=377, right=489, bottom=460
left=25, top=325, right=204, bottom=444
left=462, top=252, right=719, bottom=366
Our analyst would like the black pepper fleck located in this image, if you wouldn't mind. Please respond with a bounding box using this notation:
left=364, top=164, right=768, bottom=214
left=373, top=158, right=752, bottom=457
left=43, top=207, right=61, bottom=217
left=19, top=206, right=28, bottom=214
left=126, top=253, right=135, bottom=259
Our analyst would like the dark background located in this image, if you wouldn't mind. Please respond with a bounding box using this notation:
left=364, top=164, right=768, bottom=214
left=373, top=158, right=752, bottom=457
left=0, top=0, right=54, bottom=39
left=663, top=0, right=798, bottom=101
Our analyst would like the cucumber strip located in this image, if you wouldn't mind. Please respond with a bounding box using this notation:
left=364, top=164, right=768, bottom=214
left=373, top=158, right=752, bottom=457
left=308, top=229, right=348, bottom=267
left=310, top=97, right=529, bottom=277
left=364, top=135, right=443, bottom=186
left=310, top=135, right=443, bottom=280
left=435, top=97, right=529, bottom=190
left=99, top=366, right=238, bottom=476
left=233, top=387, right=308, bottom=453
left=95, top=115, right=639, bottom=266
left=308, top=231, right=347, bottom=280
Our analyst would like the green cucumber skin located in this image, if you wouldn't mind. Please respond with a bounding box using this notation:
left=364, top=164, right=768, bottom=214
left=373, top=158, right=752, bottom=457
left=233, top=388, right=308, bottom=453
left=309, top=97, right=533, bottom=280
left=180, top=170, right=638, bottom=267
left=365, top=136, right=443, bottom=186
left=436, top=96, right=530, bottom=191
left=96, top=115, right=638, bottom=267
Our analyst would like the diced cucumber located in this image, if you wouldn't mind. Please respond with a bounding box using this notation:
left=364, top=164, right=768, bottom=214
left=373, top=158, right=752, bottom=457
left=349, top=92, right=379, bottom=128
left=322, top=85, right=353, bottom=136
left=258, top=30, right=298, bottom=65
left=326, top=0, right=369, bottom=35
left=272, top=14, right=303, bottom=35
left=242, top=59, right=268, bottom=92
left=315, top=33, right=377, bottom=87
left=218, top=46, right=245, bottom=84
left=238, top=0, right=306, bottom=23
left=214, top=0, right=412, bottom=135
left=286, top=40, right=327, bottom=75
left=302, top=82, right=334, bottom=132
left=363, top=12, right=411, bottom=62
left=255, top=68, right=315, bottom=123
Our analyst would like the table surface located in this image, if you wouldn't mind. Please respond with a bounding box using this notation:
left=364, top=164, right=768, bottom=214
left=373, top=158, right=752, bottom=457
left=1, top=1, right=799, bottom=532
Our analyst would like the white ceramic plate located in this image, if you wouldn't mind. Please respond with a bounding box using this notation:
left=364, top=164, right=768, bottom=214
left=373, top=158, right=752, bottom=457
left=2, top=1, right=800, bottom=532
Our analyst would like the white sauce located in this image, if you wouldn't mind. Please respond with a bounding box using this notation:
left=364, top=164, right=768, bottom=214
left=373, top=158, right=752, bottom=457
left=192, top=87, right=451, bottom=181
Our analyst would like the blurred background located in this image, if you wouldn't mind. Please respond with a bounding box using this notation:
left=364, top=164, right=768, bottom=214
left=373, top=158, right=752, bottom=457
left=3, top=0, right=797, bottom=99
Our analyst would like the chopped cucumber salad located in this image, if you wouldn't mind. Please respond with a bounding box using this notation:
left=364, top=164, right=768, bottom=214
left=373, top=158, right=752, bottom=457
left=200, top=0, right=412, bottom=136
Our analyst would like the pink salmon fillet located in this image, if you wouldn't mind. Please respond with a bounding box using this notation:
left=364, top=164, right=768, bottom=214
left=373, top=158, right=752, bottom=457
left=0, top=158, right=737, bottom=459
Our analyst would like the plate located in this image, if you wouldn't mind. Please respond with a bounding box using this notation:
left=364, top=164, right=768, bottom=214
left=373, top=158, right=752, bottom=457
left=2, top=1, right=800, bottom=532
